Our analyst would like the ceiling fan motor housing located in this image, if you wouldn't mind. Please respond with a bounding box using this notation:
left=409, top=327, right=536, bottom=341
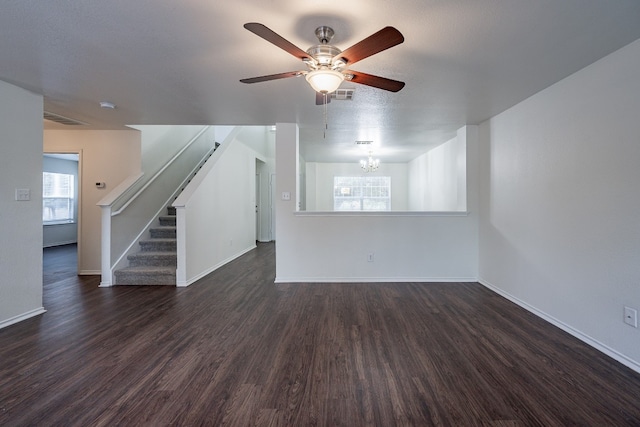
left=306, top=44, right=343, bottom=68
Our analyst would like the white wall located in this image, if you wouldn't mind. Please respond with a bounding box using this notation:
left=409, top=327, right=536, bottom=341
left=43, top=156, right=78, bottom=247
left=44, top=130, right=141, bottom=274
left=304, top=162, right=409, bottom=211
left=275, top=124, right=479, bottom=283
left=0, top=81, right=45, bottom=328
left=235, top=126, right=276, bottom=241
left=129, top=125, right=209, bottom=176
left=176, top=127, right=272, bottom=286
left=235, top=126, right=271, bottom=156
left=408, top=128, right=467, bottom=211
left=478, top=39, right=640, bottom=371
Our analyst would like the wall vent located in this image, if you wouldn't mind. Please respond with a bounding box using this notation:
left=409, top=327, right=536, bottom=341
left=355, top=140, right=373, bottom=145
left=331, top=89, right=355, bottom=100
left=44, top=111, right=88, bottom=126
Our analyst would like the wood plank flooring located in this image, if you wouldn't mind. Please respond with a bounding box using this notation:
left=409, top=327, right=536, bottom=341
left=1, top=242, right=640, bottom=425
left=42, top=243, right=77, bottom=284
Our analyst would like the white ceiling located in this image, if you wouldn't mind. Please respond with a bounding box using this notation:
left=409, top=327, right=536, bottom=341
left=2, top=1, right=640, bottom=162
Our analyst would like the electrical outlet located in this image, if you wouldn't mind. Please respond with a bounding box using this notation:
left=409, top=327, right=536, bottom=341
left=367, top=253, right=374, bottom=262
left=624, top=306, right=638, bottom=328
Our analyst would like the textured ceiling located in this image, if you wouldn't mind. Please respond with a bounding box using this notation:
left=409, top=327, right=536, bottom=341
left=2, top=0, right=640, bottom=162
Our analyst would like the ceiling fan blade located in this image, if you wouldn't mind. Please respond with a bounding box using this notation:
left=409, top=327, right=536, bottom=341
left=240, top=71, right=301, bottom=84
left=337, top=27, right=404, bottom=66
left=244, top=23, right=313, bottom=61
left=347, top=70, right=405, bottom=92
left=316, top=92, right=331, bottom=105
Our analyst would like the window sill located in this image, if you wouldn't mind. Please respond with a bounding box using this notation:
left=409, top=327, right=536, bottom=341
left=44, top=221, right=76, bottom=226
left=294, top=211, right=469, bottom=217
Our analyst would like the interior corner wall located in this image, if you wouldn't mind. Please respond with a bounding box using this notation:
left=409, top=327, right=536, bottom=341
left=408, top=129, right=467, bottom=211
left=44, top=129, right=141, bottom=274
left=0, top=81, right=45, bottom=328
left=478, top=38, right=640, bottom=371
left=128, top=125, right=208, bottom=177
left=235, top=126, right=272, bottom=157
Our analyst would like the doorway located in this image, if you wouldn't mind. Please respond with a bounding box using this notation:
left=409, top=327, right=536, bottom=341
left=43, top=152, right=81, bottom=276
left=255, top=159, right=273, bottom=242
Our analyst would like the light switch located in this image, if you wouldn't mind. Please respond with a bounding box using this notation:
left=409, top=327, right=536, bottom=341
left=281, top=191, right=291, bottom=201
left=15, top=188, right=30, bottom=201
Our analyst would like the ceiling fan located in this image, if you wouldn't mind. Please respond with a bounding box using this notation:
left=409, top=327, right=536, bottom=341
left=240, top=23, right=405, bottom=105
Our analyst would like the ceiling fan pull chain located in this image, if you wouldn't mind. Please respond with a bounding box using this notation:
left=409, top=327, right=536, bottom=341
left=323, top=93, right=328, bottom=138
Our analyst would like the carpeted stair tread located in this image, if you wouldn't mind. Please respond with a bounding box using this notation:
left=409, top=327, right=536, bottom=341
left=113, top=205, right=178, bottom=285
left=159, top=216, right=176, bottom=226
left=114, top=266, right=176, bottom=285
left=116, top=266, right=176, bottom=273
left=139, top=238, right=176, bottom=252
left=127, top=251, right=177, bottom=267
left=128, top=251, right=177, bottom=259
left=150, top=226, right=177, bottom=239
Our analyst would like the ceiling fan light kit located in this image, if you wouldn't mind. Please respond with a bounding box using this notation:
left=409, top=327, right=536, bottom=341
left=305, top=69, right=345, bottom=93
left=240, top=22, right=405, bottom=103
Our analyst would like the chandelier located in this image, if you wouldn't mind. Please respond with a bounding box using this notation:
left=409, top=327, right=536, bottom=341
left=360, top=151, right=380, bottom=172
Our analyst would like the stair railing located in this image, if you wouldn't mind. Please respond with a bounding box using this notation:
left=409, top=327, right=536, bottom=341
left=98, top=126, right=216, bottom=286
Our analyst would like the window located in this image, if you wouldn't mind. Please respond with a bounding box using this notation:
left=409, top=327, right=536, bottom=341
left=333, top=176, right=391, bottom=211
left=43, top=172, right=75, bottom=223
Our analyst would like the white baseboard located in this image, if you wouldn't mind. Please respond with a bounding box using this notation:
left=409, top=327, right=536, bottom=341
left=78, top=270, right=101, bottom=275
left=273, top=276, right=478, bottom=284
left=177, top=245, right=257, bottom=287
left=479, top=278, right=640, bottom=375
left=0, top=307, right=47, bottom=330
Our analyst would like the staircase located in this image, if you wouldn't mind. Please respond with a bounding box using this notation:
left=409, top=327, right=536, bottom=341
left=111, top=141, right=220, bottom=286
left=113, top=206, right=177, bottom=285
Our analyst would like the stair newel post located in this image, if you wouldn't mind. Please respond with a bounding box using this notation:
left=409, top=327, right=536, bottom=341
left=175, top=205, right=187, bottom=287
left=99, top=205, right=113, bottom=287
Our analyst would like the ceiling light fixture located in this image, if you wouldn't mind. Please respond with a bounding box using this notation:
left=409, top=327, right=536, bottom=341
left=305, top=68, right=345, bottom=94
left=360, top=151, right=380, bottom=173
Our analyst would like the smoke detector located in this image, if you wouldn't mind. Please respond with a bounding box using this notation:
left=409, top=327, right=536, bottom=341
left=99, top=101, right=117, bottom=109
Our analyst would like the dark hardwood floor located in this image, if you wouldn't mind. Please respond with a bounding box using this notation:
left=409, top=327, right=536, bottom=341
left=1, top=243, right=640, bottom=425
left=42, top=243, right=77, bottom=284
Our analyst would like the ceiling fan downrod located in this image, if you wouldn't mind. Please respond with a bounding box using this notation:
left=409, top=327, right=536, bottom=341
left=314, top=26, right=335, bottom=44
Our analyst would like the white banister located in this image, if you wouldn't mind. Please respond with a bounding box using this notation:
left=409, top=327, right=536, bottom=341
left=175, top=206, right=187, bottom=287
left=100, top=126, right=211, bottom=216
left=99, top=205, right=113, bottom=287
